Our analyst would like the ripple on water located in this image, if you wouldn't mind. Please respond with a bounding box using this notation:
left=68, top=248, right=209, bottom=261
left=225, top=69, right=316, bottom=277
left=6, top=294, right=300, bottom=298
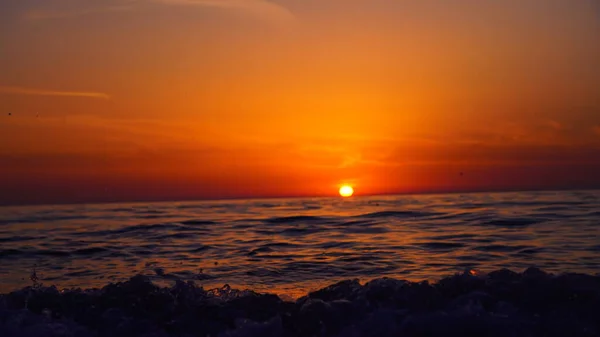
left=425, top=234, right=479, bottom=241
left=0, top=190, right=599, bottom=295
left=264, top=215, right=328, bottom=224
left=179, top=220, right=217, bottom=226
left=261, top=242, right=302, bottom=249
left=0, top=215, right=88, bottom=225
left=0, top=249, right=23, bottom=258
left=154, top=233, right=200, bottom=240
left=278, top=227, right=321, bottom=236
left=415, top=242, right=466, bottom=250
left=187, top=245, right=212, bottom=253
left=0, top=236, right=40, bottom=243
left=516, top=247, right=545, bottom=255
left=357, top=210, right=439, bottom=219
left=480, top=218, right=543, bottom=227
left=316, top=241, right=355, bottom=249
left=247, top=247, right=275, bottom=255
left=342, top=226, right=391, bottom=234
left=72, top=247, right=112, bottom=256
left=472, top=245, right=532, bottom=253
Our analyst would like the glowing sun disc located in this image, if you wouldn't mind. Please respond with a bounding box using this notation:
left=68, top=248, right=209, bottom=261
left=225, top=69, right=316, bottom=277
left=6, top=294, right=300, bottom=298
left=339, top=185, right=354, bottom=197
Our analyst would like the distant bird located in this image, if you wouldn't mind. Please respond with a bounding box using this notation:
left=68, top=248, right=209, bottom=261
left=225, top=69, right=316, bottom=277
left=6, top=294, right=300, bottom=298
left=460, top=172, right=464, bottom=176
left=7, top=113, right=11, bottom=116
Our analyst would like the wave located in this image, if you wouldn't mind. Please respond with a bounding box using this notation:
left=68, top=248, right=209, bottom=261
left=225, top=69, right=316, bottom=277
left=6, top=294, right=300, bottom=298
left=426, top=234, right=479, bottom=241
left=264, top=215, right=329, bottom=224
left=480, top=201, right=587, bottom=207
left=516, top=248, right=545, bottom=255
left=72, top=247, right=111, bottom=255
left=416, top=242, right=466, bottom=250
left=247, top=246, right=275, bottom=255
left=153, top=233, right=198, bottom=240
left=0, top=247, right=113, bottom=259
left=82, top=223, right=207, bottom=237
left=279, top=227, right=322, bottom=236
left=342, top=226, right=391, bottom=234
left=471, top=245, right=532, bottom=253
left=0, top=249, right=22, bottom=258
left=187, top=245, right=212, bottom=253
left=357, top=210, right=439, bottom=219
left=0, top=236, right=40, bottom=243
left=480, top=218, right=543, bottom=227
left=0, top=214, right=88, bottom=225
left=2, top=268, right=599, bottom=337
left=260, top=242, right=301, bottom=249
left=179, top=220, right=216, bottom=226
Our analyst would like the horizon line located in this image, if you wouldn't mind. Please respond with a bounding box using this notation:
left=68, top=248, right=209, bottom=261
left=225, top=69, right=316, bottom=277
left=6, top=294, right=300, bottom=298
left=1, top=186, right=598, bottom=208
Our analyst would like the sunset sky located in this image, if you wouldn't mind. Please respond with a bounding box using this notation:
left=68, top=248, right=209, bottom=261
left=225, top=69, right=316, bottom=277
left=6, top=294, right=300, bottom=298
left=1, top=0, right=600, bottom=205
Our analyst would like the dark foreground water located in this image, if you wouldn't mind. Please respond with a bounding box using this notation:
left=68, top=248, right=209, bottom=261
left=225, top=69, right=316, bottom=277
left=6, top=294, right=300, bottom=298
left=2, top=269, right=600, bottom=336
left=1, top=190, right=600, bottom=298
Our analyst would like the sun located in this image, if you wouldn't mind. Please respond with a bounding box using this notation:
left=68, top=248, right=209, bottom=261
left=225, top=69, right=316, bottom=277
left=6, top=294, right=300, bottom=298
left=339, top=185, right=354, bottom=197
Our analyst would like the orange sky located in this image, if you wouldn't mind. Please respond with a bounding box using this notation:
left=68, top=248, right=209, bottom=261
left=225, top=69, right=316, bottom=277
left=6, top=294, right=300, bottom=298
left=1, top=0, right=600, bottom=205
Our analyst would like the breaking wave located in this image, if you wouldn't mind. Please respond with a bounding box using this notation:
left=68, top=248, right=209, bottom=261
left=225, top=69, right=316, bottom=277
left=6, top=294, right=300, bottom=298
left=1, top=268, right=599, bottom=337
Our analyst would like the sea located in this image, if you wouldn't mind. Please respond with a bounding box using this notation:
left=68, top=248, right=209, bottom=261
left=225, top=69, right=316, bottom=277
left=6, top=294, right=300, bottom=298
left=1, top=190, right=599, bottom=299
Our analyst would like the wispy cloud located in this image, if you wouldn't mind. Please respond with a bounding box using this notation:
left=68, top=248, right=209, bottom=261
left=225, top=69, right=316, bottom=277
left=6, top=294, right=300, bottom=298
left=0, top=86, right=110, bottom=100
left=24, top=3, right=134, bottom=21
left=152, top=0, right=294, bottom=21
left=25, top=0, right=294, bottom=23
left=543, top=119, right=564, bottom=131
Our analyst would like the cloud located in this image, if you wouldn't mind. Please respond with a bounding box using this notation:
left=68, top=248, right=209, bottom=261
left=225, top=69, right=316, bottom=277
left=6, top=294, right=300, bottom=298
left=24, top=2, right=135, bottom=20
left=152, top=0, right=294, bottom=22
left=543, top=119, right=564, bottom=131
left=25, top=0, right=294, bottom=23
left=339, top=153, right=363, bottom=168
left=0, top=86, right=110, bottom=100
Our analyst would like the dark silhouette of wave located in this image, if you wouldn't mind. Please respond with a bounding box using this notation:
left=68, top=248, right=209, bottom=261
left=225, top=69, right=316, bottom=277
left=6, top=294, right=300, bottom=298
left=2, top=268, right=600, bottom=337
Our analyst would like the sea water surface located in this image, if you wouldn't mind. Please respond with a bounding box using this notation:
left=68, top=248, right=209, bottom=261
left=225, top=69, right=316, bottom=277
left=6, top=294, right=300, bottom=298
left=1, top=190, right=599, bottom=298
